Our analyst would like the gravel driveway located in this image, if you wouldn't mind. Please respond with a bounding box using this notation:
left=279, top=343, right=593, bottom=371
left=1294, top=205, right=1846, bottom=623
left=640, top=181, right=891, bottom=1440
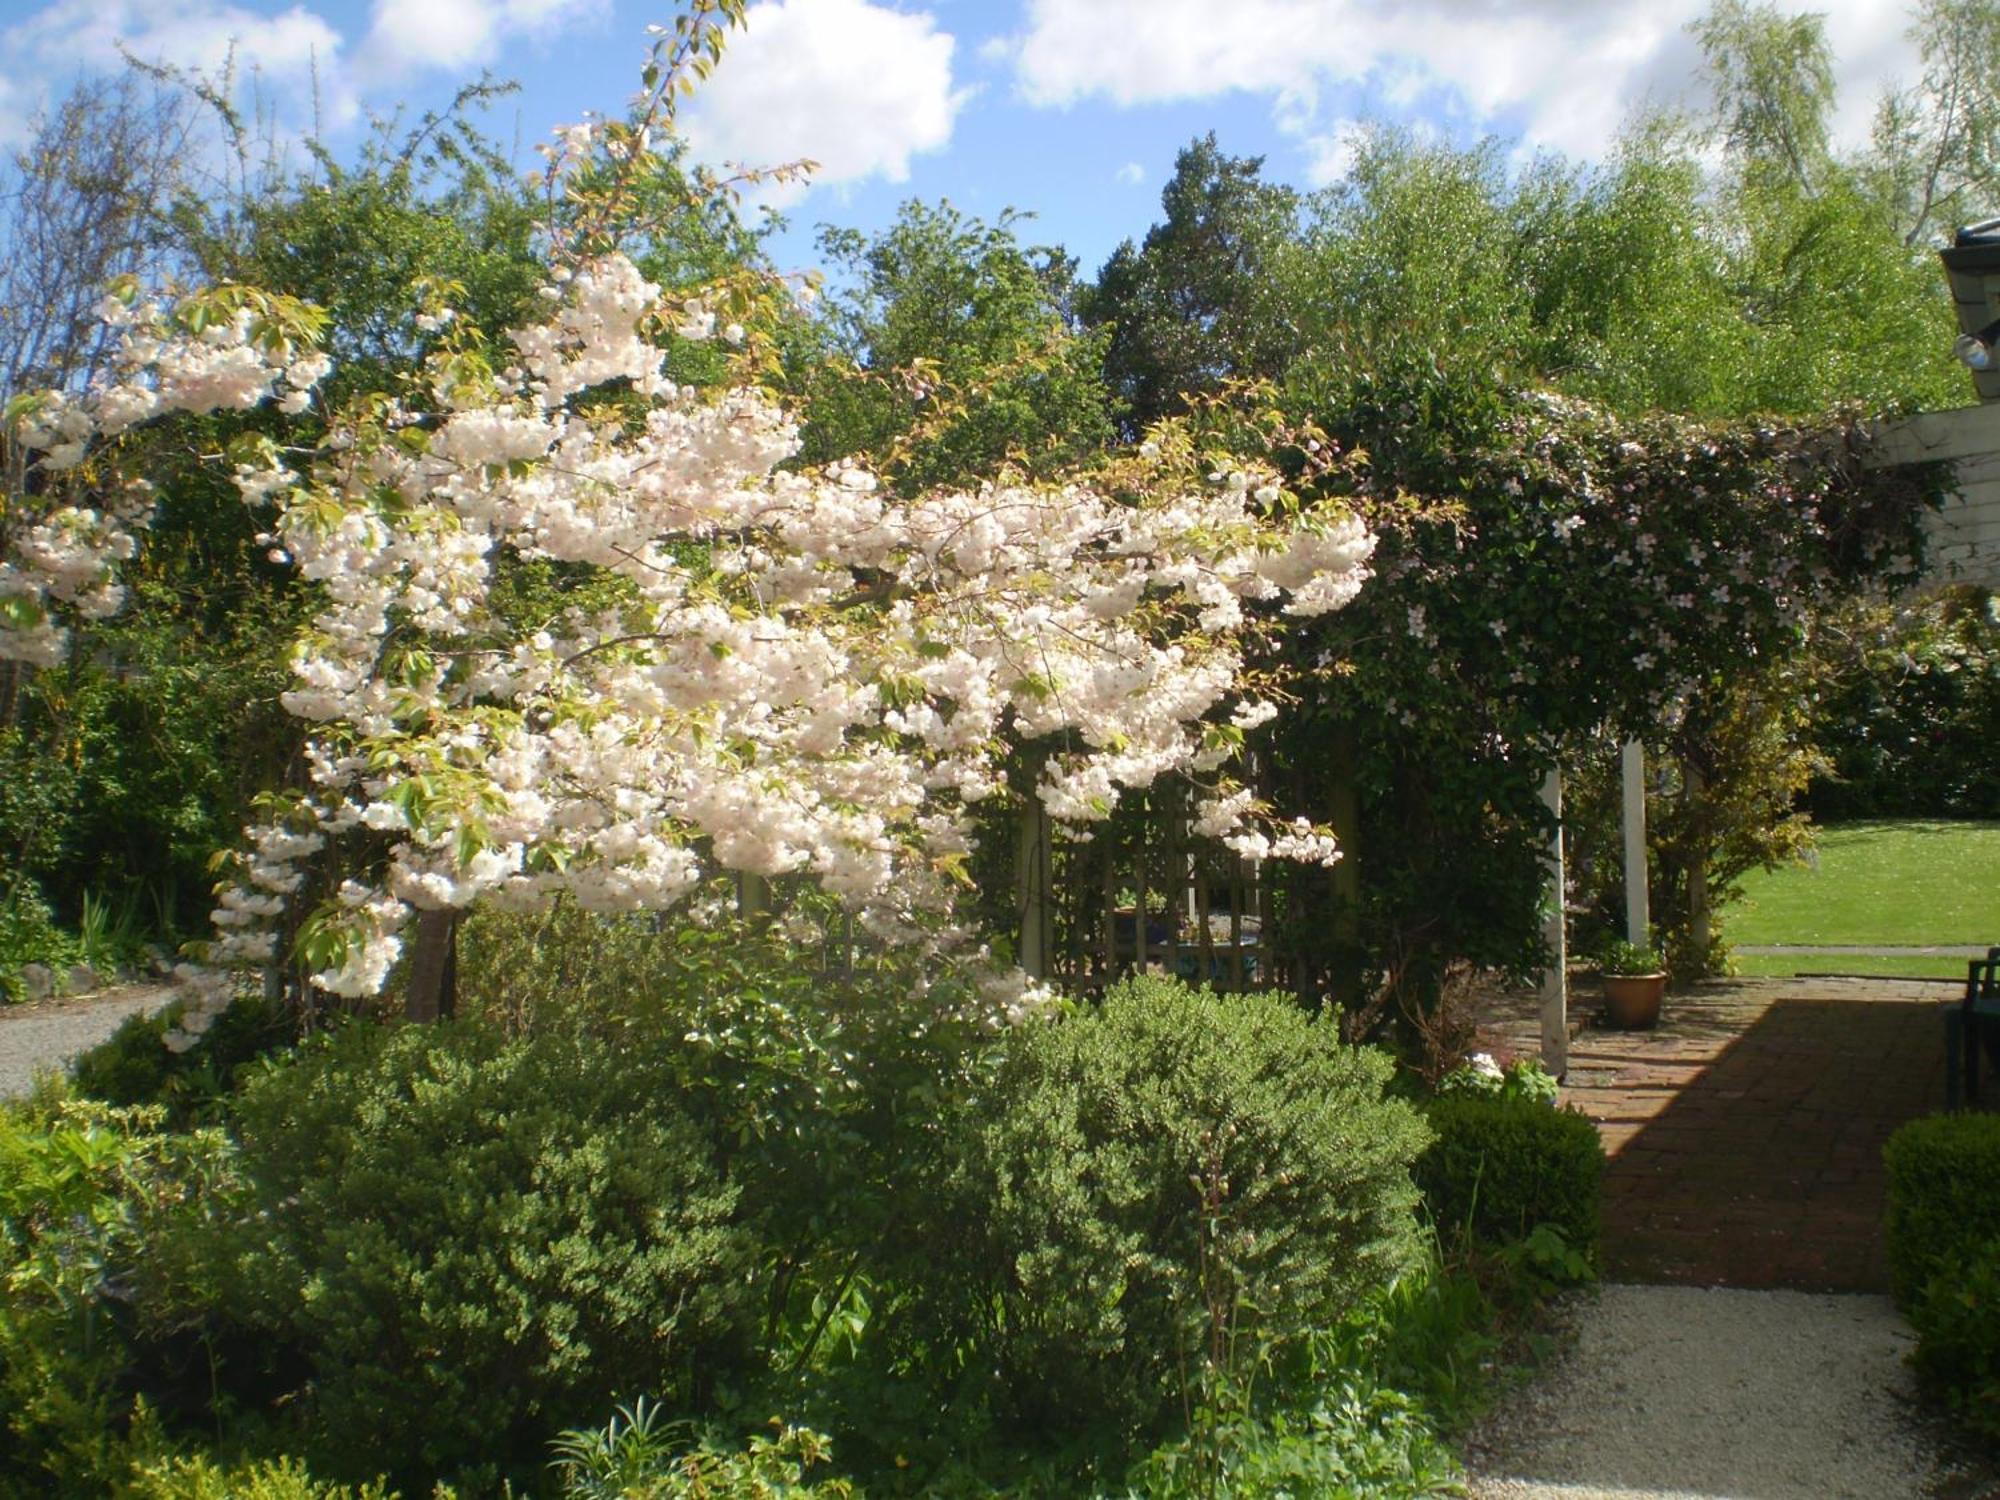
left=0, top=986, right=176, bottom=1100
left=1466, top=1283, right=1989, bottom=1500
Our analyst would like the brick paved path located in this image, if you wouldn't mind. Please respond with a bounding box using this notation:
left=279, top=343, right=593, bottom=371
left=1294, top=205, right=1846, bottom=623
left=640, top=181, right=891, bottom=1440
left=1477, top=978, right=1949, bottom=1292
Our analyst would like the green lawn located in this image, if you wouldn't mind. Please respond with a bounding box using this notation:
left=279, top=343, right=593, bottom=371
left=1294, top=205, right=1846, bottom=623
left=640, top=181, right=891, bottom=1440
left=1729, top=820, right=2000, bottom=947
left=1730, top=950, right=1972, bottom=981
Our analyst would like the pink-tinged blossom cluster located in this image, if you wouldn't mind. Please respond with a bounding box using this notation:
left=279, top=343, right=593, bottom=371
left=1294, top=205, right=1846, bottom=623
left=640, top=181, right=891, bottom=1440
left=13, top=253, right=1374, bottom=1003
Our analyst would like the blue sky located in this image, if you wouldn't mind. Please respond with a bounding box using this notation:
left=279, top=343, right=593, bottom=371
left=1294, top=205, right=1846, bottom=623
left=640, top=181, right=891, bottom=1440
left=0, top=0, right=1925, bottom=284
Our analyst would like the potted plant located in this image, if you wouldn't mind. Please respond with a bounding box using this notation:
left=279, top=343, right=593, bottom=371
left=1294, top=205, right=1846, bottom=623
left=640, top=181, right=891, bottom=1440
left=1599, top=938, right=1667, bottom=1030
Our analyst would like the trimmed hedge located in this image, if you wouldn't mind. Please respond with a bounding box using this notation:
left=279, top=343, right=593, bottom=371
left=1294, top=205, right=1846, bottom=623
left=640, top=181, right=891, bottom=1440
left=1414, top=1093, right=1604, bottom=1255
left=1885, top=1112, right=2000, bottom=1439
left=1908, top=1238, right=2000, bottom=1439
left=1884, top=1112, right=2000, bottom=1308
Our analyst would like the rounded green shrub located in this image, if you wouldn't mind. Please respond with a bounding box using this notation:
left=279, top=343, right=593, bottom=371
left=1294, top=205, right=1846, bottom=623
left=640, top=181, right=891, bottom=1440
left=1414, top=1092, right=1604, bottom=1254
left=213, top=1018, right=756, bottom=1492
left=960, top=975, right=1430, bottom=1436
left=1884, top=1112, right=2000, bottom=1308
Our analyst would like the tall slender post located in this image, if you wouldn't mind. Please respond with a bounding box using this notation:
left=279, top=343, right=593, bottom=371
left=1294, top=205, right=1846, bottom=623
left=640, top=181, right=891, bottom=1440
left=1255, top=756, right=1277, bottom=988
left=1228, top=863, right=1244, bottom=992
left=1539, top=766, right=1568, bottom=1078
left=1101, top=836, right=1118, bottom=983
left=1195, top=860, right=1215, bottom=987
left=1015, top=796, right=1051, bottom=979
left=1135, top=811, right=1149, bottom=975
left=1621, top=739, right=1650, bottom=945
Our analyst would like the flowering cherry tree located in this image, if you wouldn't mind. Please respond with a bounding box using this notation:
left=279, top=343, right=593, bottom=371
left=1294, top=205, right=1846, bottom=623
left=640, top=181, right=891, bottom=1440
left=1, top=101, right=1375, bottom=1016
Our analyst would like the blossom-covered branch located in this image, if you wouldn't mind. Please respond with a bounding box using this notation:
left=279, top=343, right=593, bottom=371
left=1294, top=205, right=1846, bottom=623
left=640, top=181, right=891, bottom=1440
left=10, top=246, right=1372, bottom=1003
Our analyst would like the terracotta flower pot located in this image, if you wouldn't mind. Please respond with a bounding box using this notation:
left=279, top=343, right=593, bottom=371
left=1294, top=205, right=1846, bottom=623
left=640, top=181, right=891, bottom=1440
left=1602, top=972, right=1666, bottom=1029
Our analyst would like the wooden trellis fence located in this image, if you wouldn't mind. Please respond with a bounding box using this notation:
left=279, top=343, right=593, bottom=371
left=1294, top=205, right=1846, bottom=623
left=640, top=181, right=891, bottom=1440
left=1016, top=778, right=1280, bottom=997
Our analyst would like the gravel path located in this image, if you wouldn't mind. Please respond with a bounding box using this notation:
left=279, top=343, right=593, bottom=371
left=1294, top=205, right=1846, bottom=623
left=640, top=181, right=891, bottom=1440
left=1466, top=1284, right=1987, bottom=1500
left=0, top=985, right=177, bottom=1100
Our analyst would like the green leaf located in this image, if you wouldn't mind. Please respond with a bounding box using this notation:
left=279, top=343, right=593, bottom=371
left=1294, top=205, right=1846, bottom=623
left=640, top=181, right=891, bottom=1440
left=0, top=594, right=45, bottom=629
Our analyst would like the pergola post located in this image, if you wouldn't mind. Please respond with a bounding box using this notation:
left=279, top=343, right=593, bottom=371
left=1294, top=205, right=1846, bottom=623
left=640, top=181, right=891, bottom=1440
left=1016, top=797, right=1052, bottom=979
left=1621, top=739, right=1650, bottom=945
left=1539, top=766, right=1568, bottom=1078
left=737, top=872, right=772, bottom=921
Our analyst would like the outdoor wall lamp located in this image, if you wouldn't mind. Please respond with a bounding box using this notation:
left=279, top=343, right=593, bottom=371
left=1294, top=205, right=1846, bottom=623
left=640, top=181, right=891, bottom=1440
left=1954, top=315, right=2000, bottom=372
left=1941, top=218, right=2000, bottom=400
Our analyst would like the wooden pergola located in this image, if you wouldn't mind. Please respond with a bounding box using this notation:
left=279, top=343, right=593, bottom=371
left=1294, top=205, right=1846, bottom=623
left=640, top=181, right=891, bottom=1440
left=1532, top=223, right=2000, bottom=1074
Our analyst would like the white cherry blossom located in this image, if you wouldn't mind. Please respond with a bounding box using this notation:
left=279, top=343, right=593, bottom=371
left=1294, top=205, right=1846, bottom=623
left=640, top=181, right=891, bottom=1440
left=10, top=250, right=1375, bottom=1006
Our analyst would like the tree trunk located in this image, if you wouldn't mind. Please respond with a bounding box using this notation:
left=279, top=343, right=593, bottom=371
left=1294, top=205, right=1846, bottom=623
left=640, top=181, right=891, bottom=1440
left=404, top=909, right=459, bottom=1022
left=1685, top=763, right=1713, bottom=977
left=1196, top=861, right=1215, bottom=987
left=1227, top=862, right=1244, bottom=992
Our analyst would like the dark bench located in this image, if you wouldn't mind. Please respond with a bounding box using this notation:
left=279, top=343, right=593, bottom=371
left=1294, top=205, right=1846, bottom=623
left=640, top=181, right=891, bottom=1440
left=1945, top=948, right=2000, bottom=1109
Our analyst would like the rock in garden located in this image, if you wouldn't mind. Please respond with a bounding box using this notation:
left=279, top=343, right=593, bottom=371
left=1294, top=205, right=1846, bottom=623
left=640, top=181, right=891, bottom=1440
left=19, top=963, right=54, bottom=1001
left=67, top=963, right=99, bottom=994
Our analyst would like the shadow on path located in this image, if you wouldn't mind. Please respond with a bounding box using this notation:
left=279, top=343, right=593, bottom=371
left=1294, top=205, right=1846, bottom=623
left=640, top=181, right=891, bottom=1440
left=1482, top=979, right=1946, bottom=1291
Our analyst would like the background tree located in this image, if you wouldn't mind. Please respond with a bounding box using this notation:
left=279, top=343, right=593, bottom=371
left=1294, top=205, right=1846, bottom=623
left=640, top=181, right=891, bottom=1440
left=1870, top=0, right=2000, bottom=245
left=1068, top=0, right=1970, bottom=999
left=0, top=76, right=197, bottom=405
left=0, top=76, right=208, bottom=984
left=1806, top=584, right=2000, bottom=819
left=795, top=200, right=1114, bottom=489
left=1693, top=0, right=1837, bottom=192
left=1083, top=135, right=1302, bottom=434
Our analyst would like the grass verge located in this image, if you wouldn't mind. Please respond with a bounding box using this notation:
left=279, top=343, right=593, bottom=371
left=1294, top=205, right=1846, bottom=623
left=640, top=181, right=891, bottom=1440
left=1730, top=950, right=1972, bottom=981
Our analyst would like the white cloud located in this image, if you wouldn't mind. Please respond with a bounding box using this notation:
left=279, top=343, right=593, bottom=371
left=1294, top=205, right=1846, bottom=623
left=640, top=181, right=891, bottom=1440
left=0, top=0, right=611, bottom=148
left=0, top=71, right=24, bottom=145
left=681, top=0, right=966, bottom=204
left=1300, top=120, right=1365, bottom=187
left=1002, top=0, right=1920, bottom=169
left=355, top=0, right=606, bottom=82
left=5, top=0, right=344, bottom=89
left=1116, top=160, right=1145, bottom=185
left=0, top=0, right=354, bottom=144
left=360, top=0, right=502, bottom=76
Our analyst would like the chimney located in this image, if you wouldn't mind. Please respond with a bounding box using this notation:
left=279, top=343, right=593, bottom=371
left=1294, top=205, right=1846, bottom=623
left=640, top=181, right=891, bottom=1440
left=1940, top=219, right=2000, bottom=403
